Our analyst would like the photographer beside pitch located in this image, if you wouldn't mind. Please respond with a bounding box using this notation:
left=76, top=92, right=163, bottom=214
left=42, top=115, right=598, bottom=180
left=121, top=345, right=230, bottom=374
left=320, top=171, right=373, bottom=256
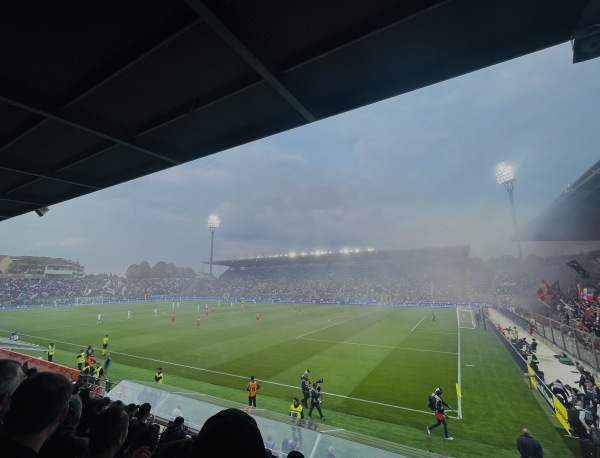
left=300, top=371, right=311, bottom=407
left=426, top=388, right=454, bottom=440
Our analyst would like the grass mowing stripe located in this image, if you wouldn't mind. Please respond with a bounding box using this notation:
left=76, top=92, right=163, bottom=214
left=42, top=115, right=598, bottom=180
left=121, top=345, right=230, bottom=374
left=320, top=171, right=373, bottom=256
left=298, top=337, right=458, bottom=354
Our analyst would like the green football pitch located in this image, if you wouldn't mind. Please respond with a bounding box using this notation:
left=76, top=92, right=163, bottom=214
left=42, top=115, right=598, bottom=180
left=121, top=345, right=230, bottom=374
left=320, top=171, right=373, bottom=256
left=0, top=301, right=576, bottom=457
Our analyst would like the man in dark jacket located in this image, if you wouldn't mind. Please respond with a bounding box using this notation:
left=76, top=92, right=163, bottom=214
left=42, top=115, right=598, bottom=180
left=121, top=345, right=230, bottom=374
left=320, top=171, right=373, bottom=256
left=426, top=388, right=453, bottom=440
left=301, top=373, right=311, bottom=407
left=516, top=428, right=543, bottom=457
left=158, top=417, right=187, bottom=444
left=308, top=383, right=325, bottom=420
left=0, top=372, right=73, bottom=457
left=39, top=395, right=88, bottom=458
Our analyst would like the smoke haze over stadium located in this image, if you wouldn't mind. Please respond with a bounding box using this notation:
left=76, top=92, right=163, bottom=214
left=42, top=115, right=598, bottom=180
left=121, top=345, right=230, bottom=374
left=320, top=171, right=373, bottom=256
left=2, top=43, right=600, bottom=276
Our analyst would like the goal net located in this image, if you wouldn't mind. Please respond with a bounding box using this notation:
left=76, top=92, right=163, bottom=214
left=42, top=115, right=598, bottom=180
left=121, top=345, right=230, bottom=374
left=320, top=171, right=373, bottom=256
left=457, top=306, right=476, bottom=329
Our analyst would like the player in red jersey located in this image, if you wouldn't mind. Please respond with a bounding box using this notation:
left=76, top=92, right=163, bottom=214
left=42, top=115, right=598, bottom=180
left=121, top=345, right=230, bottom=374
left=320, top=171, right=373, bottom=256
left=196, top=316, right=201, bottom=329
left=171, top=312, right=176, bottom=325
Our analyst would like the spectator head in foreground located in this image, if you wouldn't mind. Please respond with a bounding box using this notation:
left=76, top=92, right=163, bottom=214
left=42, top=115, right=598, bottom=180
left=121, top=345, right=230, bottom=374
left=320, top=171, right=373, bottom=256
left=136, top=402, right=153, bottom=423
left=191, top=408, right=266, bottom=457
left=2, top=372, right=72, bottom=454
left=0, top=358, right=25, bottom=421
left=88, top=405, right=129, bottom=458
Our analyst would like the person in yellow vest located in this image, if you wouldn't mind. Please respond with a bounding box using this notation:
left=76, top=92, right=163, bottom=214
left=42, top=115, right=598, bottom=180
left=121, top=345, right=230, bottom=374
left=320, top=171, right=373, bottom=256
left=155, top=367, right=164, bottom=383
left=512, top=327, right=518, bottom=339
left=289, top=397, right=304, bottom=446
left=102, top=334, right=109, bottom=356
left=46, top=342, right=55, bottom=362
left=290, top=397, right=304, bottom=420
left=94, top=362, right=105, bottom=380
left=246, top=375, right=260, bottom=407
left=81, top=362, right=93, bottom=384
left=76, top=349, right=85, bottom=370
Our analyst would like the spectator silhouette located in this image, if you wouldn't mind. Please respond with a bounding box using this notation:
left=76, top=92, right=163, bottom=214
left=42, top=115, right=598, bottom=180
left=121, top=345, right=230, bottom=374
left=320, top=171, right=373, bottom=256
left=190, top=408, right=266, bottom=457
left=0, top=359, right=25, bottom=422
left=39, top=395, right=88, bottom=458
left=158, top=416, right=187, bottom=444
left=0, top=372, right=72, bottom=456
left=87, top=405, right=132, bottom=458
left=134, top=402, right=154, bottom=425
left=153, top=417, right=192, bottom=458
left=77, top=396, right=105, bottom=438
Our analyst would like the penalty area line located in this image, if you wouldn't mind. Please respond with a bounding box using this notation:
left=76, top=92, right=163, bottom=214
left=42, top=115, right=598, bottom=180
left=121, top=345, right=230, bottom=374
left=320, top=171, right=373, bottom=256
left=410, top=317, right=425, bottom=332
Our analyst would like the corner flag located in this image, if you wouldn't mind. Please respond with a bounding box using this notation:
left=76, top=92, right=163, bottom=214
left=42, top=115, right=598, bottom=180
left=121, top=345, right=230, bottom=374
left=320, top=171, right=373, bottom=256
left=455, top=383, right=462, bottom=398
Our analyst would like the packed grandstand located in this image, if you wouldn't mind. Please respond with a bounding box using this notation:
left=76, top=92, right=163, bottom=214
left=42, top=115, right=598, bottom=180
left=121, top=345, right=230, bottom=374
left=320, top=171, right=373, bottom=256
left=1, top=246, right=600, bottom=314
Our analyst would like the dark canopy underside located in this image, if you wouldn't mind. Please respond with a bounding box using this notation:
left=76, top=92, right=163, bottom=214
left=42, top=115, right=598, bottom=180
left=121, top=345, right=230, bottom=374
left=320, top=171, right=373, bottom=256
left=0, top=0, right=594, bottom=234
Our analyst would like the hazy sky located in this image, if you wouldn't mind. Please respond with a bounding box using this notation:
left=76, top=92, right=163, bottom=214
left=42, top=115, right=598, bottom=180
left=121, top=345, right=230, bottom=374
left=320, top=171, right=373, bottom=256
left=2, top=42, right=600, bottom=276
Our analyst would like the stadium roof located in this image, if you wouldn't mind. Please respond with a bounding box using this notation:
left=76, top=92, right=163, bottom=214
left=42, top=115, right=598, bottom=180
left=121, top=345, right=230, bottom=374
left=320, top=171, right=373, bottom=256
left=208, top=246, right=470, bottom=269
left=0, top=0, right=593, bottom=222
left=516, top=158, right=600, bottom=242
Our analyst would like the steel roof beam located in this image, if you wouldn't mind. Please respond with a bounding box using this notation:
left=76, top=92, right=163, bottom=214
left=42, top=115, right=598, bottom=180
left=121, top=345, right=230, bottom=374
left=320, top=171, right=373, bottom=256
left=0, top=81, right=180, bottom=166
left=183, top=0, right=316, bottom=122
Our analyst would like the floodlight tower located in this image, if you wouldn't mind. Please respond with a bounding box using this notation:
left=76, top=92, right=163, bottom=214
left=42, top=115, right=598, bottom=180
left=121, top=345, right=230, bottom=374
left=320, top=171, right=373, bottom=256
left=495, top=162, right=523, bottom=262
left=208, top=215, right=220, bottom=276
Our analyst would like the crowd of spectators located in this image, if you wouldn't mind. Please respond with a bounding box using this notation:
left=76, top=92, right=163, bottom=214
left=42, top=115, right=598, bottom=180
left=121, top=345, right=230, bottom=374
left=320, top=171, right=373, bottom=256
left=2, top=250, right=600, bottom=310
left=0, top=260, right=480, bottom=306
left=0, top=360, right=277, bottom=457
left=0, top=277, right=198, bottom=306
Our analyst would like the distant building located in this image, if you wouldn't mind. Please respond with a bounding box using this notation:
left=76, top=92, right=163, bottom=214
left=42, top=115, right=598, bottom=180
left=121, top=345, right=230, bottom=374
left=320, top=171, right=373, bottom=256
left=44, top=259, right=85, bottom=278
left=0, top=255, right=13, bottom=274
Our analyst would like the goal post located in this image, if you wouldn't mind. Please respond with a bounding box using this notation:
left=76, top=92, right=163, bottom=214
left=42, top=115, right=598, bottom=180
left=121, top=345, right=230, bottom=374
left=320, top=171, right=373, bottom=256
left=456, top=306, right=476, bottom=329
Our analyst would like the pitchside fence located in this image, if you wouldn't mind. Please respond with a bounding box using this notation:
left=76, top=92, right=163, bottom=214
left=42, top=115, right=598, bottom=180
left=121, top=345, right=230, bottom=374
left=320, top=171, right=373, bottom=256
left=109, top=380, right=451, bottom=458
left=497, top=306, right=600, bottom=371
left=488, top=310, right=574, bottom=437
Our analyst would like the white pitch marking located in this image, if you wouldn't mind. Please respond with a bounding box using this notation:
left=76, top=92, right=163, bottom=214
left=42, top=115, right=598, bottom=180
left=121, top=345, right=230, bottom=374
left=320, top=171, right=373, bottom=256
left=13, top=332, right=437, bottom=416
left=410, top=317, right=425, bottom=332
left=465, top=364, right=475, bottom=367
left=297, top=309, right=380, bottom=339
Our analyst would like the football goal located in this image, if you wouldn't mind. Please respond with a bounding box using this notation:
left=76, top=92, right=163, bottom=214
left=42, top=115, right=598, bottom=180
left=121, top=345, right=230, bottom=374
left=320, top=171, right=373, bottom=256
left=456, top=306, right=476, bottom=329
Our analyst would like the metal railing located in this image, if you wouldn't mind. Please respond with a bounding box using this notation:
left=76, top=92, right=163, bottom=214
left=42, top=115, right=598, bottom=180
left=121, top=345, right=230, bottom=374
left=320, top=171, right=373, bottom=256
left=509, top=308, right=600, bottom=371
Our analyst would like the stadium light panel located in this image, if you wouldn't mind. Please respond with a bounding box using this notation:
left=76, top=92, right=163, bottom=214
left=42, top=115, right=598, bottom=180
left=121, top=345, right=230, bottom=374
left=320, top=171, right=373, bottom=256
left=208, top=214, right=220, bottom=231
left=495, top=162, right=515, bottom=185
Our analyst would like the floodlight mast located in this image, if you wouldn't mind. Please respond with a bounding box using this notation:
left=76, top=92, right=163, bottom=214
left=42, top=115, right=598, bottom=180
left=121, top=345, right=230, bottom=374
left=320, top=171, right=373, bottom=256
left=495, top=162, right=523, bottom=262
left=208, top=215, right=220, bottom=276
